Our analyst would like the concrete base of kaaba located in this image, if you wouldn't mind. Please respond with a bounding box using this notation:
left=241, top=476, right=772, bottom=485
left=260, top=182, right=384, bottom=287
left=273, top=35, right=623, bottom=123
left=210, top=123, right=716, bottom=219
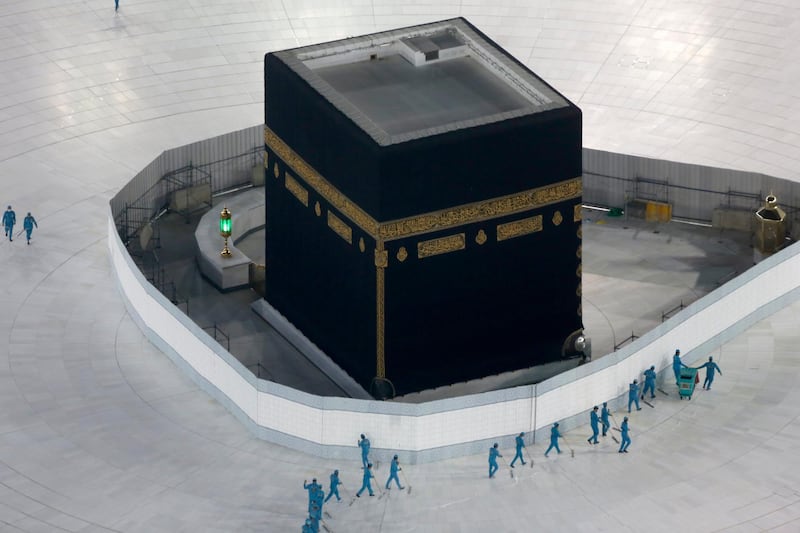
left=253, top=296, right=582, bottom=403
left=251, top=298, right=374, bottom=400
left=393, top=357, right=582, bottom=404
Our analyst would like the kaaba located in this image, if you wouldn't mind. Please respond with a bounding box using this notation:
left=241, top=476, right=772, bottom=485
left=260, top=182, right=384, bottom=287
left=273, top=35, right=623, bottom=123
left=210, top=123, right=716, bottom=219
left=263, top=18, right=583, bottom=397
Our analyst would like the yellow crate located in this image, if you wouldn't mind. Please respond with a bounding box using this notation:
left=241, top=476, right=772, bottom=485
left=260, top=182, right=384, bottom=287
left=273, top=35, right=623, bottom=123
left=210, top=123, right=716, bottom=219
left=644, top=200, right=672, bottom=222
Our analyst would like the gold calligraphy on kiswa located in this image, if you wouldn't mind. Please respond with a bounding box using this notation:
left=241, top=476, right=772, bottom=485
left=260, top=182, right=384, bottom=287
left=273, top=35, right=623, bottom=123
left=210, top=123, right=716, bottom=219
left=379, top=180, right=580, bottom=241
left=284, top=173, right=308, bottom=207
left=417, top=233, right=466, bottom=259
left=265, top=126, right=582, bottom=242
left=327, top=211, right=353, bottom=244
left=266, top=127, right=379, bottom=235
left=496, top=215, right=542, bottom=242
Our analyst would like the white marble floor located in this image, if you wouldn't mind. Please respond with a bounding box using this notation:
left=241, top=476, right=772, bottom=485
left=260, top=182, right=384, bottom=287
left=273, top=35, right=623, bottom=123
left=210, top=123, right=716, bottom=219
left=2, top=1, right=800, bottom=531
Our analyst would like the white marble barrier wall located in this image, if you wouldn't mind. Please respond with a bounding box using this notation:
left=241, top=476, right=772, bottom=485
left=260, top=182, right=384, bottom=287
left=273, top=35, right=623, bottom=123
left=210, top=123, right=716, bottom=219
left=109, top=213, right=259, bottom=420
left=108, top=198, right=800, bottom=462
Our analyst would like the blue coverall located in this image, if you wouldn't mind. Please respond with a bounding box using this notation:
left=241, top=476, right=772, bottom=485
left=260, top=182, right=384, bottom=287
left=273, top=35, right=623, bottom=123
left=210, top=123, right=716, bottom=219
left=303, top=480, right=321, bottom=513
left=385, top=457, right=404, bottom=489
left=313, top=488, right=324, bottom=516
left=643, top=367, right=657, bottom=398
left=356, top=466, right=374, bottom=497
left=488, top=446, right=501, bottom=478
left=358, top=436, right=370, bottom=469
left=323, top=471, right=341, bottom=503
left=544, top=424, right=562, bottom=456
left=601, top=404, right=611, bottom=436
left=310, top=499, right=322, bottom=522
left=23, top=213, right=37, bottom=244
left=673, top=353, right=687, bottom=385
left=2, top=207, right=15, bottom=241
left=619, top=419, right=631, bottom=453
left=699, top=360, right=722, bottom=390
left=510, top=433, right=526, bottom=467
left=588, top=409, right=599, bottom=444
left=628, top=381, right=641, bottom=412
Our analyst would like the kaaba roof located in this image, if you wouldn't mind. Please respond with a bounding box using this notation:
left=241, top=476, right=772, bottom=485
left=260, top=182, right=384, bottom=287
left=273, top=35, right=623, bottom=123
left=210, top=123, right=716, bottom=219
left=269, top=18, right=570, bottom=146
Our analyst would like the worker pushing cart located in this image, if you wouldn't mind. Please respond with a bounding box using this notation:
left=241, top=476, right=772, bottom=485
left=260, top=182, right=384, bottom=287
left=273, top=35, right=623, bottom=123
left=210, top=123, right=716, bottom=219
left=677, top=367, right=699, bottom=400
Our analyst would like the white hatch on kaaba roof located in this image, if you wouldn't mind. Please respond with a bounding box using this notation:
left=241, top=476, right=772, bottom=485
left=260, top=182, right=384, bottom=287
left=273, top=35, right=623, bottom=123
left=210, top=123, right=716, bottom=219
left=271, top=18, right=569, bottom=145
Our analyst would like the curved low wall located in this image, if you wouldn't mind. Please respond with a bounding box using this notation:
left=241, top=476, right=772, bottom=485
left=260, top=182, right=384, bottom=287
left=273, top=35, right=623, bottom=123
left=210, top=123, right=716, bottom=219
left=108, top=202, right=800, bottom=463
left=195, top=188, right=265, bottom=291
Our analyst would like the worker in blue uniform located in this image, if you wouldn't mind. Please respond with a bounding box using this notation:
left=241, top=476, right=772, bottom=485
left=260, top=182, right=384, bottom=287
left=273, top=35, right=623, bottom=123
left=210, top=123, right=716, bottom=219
left=510, top=432, right=526, bottom=467
left=303, top=478, right=322, bottom=513
left=310, top=499, right=322, bottom=522
left=2, top=206, right=15, bottom=242
left=587, top=406, right=600, bottom=444
left=385, top=455, right=404, bottom=489
left=642, top=365, right=657, bottom=399
left=488, top=443, right=502, bottom=478
left=356, top=463, right=374, bottom=497
left=324, top=470, right=341, bottom=503
left=601, top=402, right=611, bottom=436
left=698, top=356, right=723, bottom=390
left=22, top=212, right=37, bottom=245
left=673, top=349, right=688, bottom=385
left=358, top=434, right=370, bottom=469
left=309, top=502, right=321, bottom=533
left=618, top=416, right=631, bottom=453
left=544, top=423, right=562, bottom=457
left=628, top=379, right=641, bottom=412
left=313, top=485, right=324, bottom=517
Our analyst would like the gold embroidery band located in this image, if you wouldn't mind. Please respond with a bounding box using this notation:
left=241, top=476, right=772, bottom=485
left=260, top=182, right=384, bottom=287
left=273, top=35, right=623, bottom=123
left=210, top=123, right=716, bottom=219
left=496, top=215, right=543, bottom=241
left=266, top=127, right=379, bottom=235
left=375, top=242, right=386, bottom=379
left=417, top=233, right=466, bottom=259
left=284, top=173, right=309, bottom=207
left=380, top=181, right=579, bottom=241
left=327, top=211, right=353, bottom=244
left=265, top=126, right=581, bottom=241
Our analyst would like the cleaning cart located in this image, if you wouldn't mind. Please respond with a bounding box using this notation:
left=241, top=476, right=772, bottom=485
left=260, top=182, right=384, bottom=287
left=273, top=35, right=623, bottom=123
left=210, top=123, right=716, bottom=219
left=678, top=367, right=698, bottom=400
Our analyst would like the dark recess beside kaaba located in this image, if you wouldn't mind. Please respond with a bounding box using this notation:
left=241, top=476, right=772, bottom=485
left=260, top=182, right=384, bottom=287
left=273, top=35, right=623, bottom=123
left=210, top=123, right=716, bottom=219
left=263, top=18, right=583, bottom=397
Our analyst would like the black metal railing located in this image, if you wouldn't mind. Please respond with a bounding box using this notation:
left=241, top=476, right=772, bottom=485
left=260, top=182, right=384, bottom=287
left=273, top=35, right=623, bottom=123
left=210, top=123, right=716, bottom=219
left=246, top=362, right=274, bottom=381
left=614, top=331, right=639, bottom=351
left=662, top=301, right=685, bottom=322
left=202, top=323, right=230, bottom=351
left=114, top=145, right=262, bottom=250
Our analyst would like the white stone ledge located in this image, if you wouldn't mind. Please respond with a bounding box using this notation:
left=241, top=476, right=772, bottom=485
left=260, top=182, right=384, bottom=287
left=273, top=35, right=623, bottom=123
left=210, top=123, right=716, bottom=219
left=195, top=188, right=265, bottom=291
